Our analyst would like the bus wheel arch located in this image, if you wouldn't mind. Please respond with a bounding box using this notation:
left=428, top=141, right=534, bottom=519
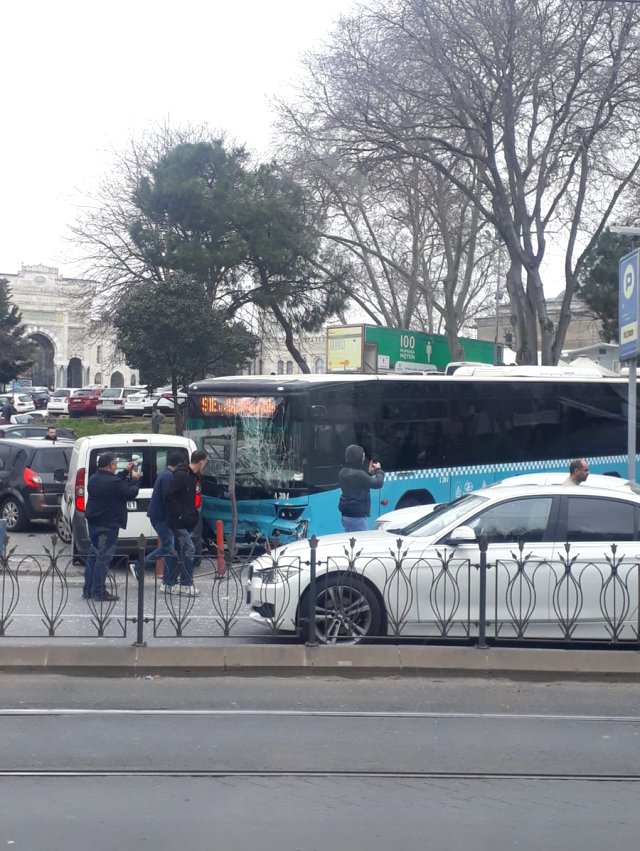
left=394, top=489, right=435, bottom=510
left=298, top=572, right=386, bottom=643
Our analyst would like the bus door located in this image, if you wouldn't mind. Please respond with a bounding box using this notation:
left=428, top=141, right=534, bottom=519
left=186, top=426, right=238, bottom=551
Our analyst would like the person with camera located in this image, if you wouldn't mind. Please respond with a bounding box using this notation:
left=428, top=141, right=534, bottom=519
left=83, top=453, right=141, bottom=601
left=338, top=444, right=385, bottom=533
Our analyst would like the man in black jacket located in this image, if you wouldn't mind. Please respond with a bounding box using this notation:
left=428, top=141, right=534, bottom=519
left=338, top=444, right=384, bottom=533
left=164, top=449, right=207, bottom=594
left=83, top=452, right=141, bottom=601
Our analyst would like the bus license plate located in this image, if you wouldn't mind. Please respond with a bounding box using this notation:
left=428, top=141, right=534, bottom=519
left=127, top=501, right=137, bottom=511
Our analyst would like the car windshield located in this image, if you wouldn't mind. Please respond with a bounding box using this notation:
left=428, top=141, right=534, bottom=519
left=401, top=493, right=488, bottom=538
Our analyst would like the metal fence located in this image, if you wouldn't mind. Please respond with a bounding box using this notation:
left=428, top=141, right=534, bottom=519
left=0, top=532, right=638, bottom=646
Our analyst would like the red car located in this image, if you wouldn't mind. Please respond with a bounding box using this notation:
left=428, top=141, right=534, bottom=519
left=67, top=387, right=103, bottom=418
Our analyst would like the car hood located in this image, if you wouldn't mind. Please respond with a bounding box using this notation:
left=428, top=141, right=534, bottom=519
left=251, top=530, right=421, bottom=570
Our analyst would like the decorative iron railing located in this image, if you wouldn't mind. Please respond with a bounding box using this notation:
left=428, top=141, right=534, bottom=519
left=0, top=533, right=638, bottom=646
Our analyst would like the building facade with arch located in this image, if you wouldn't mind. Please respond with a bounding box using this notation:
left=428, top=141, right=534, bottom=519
left=2, top=264, right=135, bottom=389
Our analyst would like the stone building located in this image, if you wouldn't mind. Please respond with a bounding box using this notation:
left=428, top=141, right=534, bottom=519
left=2, top=264, right=136, bottom=389
left=247, top=331, right=327, bottom=374
left=475, top=293, right=603, bottom=354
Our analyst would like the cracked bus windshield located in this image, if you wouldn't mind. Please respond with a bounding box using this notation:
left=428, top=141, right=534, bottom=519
left=197, top=395, right=304, bottom=490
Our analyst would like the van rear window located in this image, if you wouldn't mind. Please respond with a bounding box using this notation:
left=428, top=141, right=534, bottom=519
left=88, top=446, right=189, bottom=488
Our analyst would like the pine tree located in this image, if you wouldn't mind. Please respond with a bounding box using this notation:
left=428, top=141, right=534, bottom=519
left=0, top=278, right=35, bottom=385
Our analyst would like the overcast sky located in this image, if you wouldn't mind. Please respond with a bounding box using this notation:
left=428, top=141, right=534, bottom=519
left=0, top=0, right=354, bottom=278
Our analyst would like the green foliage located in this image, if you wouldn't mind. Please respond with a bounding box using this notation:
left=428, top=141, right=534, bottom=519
left=127, top=141, right=347, bottom=364
left=0, top=278, right=34, bottom=385
left=111, top=274, right=258, bottom=390
left=578, top=230, right=640, bottom=342
left=130, top=141, right=249, bottom=293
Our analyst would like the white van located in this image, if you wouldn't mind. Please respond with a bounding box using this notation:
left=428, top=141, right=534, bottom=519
left=61, top=433, right=197, bottom=558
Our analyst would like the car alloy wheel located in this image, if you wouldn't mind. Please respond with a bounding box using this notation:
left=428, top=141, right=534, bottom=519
left=305, top=576, right=382, bottom=645
left=1, top=497, right=27, bottom=532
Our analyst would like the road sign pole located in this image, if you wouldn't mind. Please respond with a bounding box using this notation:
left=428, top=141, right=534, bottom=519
left=629, top=358, right=637, bottom=482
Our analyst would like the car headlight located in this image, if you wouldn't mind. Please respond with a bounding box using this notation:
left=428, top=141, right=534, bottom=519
left=251, top=560, right=303, bottom=584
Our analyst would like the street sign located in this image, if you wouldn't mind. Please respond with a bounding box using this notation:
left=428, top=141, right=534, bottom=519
left=619, top=249, right=640, bottom=361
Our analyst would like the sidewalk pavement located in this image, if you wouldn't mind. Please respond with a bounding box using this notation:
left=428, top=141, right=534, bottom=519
left=1, top=642, right=640, bottom=678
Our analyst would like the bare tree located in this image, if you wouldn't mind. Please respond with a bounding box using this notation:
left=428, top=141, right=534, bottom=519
left=288, top=0, right=640, bottom=363
left=277, top=103, right=497, bottom=356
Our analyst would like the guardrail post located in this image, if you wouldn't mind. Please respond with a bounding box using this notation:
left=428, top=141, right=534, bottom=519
left=135, top=533, right=146, bottom=646
left=216, top=520, right=226, bottom=578
left=306, top=535, right=318, bottom=647
left=477, top=535, right=488, bottom=649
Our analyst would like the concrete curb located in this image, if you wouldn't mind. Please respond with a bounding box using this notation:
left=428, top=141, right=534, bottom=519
left=0, top=643, right=639, bottom=677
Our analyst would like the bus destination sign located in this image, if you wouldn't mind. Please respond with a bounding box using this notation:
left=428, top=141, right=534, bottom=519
left=199, top=396, right=278, bottom=417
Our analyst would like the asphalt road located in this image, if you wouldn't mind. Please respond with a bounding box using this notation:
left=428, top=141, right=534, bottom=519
left=1, top=675, right=639, bottom=849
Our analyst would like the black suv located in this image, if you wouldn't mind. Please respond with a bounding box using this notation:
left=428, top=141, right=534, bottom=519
left=0, top=439, right=72, bottom=531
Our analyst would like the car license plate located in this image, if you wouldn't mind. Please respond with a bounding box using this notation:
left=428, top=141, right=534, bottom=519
left=127, top=500, right=137, bottom=510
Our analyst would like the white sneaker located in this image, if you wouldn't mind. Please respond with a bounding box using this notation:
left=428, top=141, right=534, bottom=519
left=159, top=583, right=178, bottom=593
left=179, top=585, right=201, bottom=596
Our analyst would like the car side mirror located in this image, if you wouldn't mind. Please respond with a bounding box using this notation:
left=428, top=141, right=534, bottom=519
left=444, top=525, right=477, bottom=545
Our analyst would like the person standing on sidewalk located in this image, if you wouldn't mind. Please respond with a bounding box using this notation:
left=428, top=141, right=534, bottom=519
left=338, top=444, right=384, bottom=533
left=164, top=449, right=207, bottom=595
left=140, top=450, right=185, bottom=587
left=83, top=453, right=141, bottom=601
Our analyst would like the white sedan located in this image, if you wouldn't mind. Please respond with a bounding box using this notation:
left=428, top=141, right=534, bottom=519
left=374, top=472, right=637, bottom=531
left=247, top=481, right=640, bottom=644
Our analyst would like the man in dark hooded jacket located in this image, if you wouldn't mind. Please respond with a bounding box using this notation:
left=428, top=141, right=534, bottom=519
left=338, top=444, right=384, bottom=533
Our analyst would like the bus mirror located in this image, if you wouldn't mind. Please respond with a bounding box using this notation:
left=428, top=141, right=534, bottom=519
left=310, top=406, right=327, bottom=418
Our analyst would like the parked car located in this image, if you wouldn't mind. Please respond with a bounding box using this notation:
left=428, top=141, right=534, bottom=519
left=96, top=386, right=147, bottom=418
left=67, top=387, right=103, bottom=418
left=0, top=438, right=73, bottom=531
left=247, top=481, right=640, bottom=643
left=0, top=392, right=36, bottom=417
left=374, top=472, right=638, bottom=531
left=0, top=424, right=76, bottom=440
left=123, top=390, right=151, bottom=416
left=27, top=387, right=50, bottom=410
left=156, top=390, right=187, bottom=415
left=61, top=433, right=199, bottom=558
left=47, top=388, right=80, bottom=416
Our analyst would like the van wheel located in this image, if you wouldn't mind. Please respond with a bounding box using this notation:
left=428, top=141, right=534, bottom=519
left=1, top=497, right=27, bottom=532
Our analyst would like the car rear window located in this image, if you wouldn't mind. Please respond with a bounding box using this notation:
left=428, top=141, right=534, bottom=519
left=31, top=448, right=72, bottom=473
left=52, top=390, right=70, bottom=398
left=73, top=390, right=92, bottom=397
left=101, top=389, right=122, bottom=399
left=18, top=395, right=31, bottom=402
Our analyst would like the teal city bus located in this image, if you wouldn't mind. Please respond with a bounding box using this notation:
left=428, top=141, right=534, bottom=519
left=186, top=371, right=637, bottom=545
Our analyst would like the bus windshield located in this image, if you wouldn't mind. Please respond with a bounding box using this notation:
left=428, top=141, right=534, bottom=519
left=193, top=394, right=305, bottom=489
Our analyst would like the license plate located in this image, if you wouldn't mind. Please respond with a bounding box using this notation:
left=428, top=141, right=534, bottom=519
left=127, top=501, right=137, bottom=510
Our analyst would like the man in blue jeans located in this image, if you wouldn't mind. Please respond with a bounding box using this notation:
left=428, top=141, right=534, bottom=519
left=338, top=444, right=384, bottom=533
left=84, top=452, right=141, bottom=601
left=165, top=450, right=207, bottom=595
left=141, top=450, right=185, bottom=587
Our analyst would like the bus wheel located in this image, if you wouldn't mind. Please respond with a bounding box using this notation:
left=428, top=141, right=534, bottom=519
left=301, top=576, right=382, bottom=645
